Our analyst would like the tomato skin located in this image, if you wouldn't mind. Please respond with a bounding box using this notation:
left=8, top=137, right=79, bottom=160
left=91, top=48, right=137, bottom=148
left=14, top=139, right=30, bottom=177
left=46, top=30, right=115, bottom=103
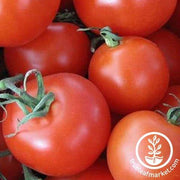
left=148, top=28, right=180, bottom=85
left=107, top=111, right=180, bottom=180
left=89, top=37, right=169, bottom=114
left=73, top=0, right=177, bottom=36
left=167, top=0, right=180, bottom=37
left=155, top=85, right=180, bottom=114
left=45, top=159, right=114, bottom=180
left=0, top=0, right=61, bottom=47
left=4, top=22, right=91, bottom=77
left=2, top=73, right=111, bottom=176
left=0, top=123, right=22, bottom=180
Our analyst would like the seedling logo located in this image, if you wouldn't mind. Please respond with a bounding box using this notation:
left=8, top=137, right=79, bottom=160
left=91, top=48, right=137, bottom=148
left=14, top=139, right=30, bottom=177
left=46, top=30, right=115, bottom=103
left=136, top=132, right=173, bottom=169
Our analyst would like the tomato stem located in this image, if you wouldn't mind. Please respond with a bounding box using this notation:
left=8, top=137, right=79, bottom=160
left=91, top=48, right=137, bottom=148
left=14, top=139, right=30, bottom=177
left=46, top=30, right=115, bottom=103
left=0, top=150, right=11, bottom=158
left=0, top=69, right=55, bottom=137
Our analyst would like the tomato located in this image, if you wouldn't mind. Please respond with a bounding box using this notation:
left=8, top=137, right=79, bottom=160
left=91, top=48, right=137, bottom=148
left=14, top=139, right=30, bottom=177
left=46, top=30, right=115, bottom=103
left=107, top=110, right=180, bottom=180
left=89, top=36, right=169, bottom=114
left=148, top=28, right=180, bottom=85
left=60, top=0, right=74, bottom=10
left=45, top=159, right=114, bottom=180
left=2, top=73, right=111, bottom=177
left=4, top=22, right=91, bottom=77
left=0, top=120, right=22, bottom=180
left=0, top=0, right=61, bottom=47
left=73, top=0, right=177, bottom=36
left=167, top=0, right=180, bottom=37
left=155, top=85, right=180, bottom=115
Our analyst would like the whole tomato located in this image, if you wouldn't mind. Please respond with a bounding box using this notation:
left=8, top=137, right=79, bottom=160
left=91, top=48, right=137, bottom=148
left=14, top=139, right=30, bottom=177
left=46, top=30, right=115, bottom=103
left=45, top=159, right=114, bottom=180
left=148, top=28, right=180, bottom=85
left=73, top=0, right=177, bottom=36
left=2, top=72, right=111, bottom=177
left=0, top=121, right=22, bottom=180
left=0, top=0, right=61, bottom=47
left=89, top=35, right=169, bottom=114
left=107, top=110, right=180, bottom=180
left=155, top=85, right=180, bottom=115
left=4, top=22, right=91, bottom=77
left=167, top=0, right=180, bottom=37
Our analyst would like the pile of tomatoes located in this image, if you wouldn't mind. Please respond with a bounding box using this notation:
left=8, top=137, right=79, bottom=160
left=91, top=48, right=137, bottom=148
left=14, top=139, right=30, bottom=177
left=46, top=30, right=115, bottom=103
left=0, top=0, right=180, bottom=180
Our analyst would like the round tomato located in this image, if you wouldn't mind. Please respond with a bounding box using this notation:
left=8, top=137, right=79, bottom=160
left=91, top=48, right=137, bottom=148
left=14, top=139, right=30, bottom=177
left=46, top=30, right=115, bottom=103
left=0, top=0, right=61, bottom=47
left=45, top=159, right=114, bottom=180
left=148, top=28, right=180, bottom=85
left=107, top=110, right=180, bottom=180
left=155, top=85, right=180, bottom=115
left=73, top=0, right=177, bottom=36
left=0, top=122, right=22, bottom=180
left=2, top=73, right=111, bottom=177
left=167, top=0, right=180, bottom=37
left=4, top=22, right=91, bottom=77
left=89, top=36, right=169, bottom=114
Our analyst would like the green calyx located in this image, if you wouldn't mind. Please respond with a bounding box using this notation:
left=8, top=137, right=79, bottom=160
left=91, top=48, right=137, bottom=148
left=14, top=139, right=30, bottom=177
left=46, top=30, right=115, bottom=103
left=0, top=69, right=55, bottom=137
left=78, top=26, right=122, bottom=50
left=0, top=150, right=11, bottom=158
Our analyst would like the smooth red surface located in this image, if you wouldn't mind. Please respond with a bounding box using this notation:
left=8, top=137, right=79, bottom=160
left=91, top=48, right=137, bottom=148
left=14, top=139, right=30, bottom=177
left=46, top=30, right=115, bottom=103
left=45, top=159, right=114, bottom=180
left=148, top=28, right=180, bottom=85
left=89, top=36, right=169, bottom=114
left=73, top=0, right=177, bottom=36
left=0, top=0, right=61, bottom=47
left=2, top=73, right=111, bottom=176
left=107, top=111, right=180, bottom=180
left=4, top=22, right=91, bottom=77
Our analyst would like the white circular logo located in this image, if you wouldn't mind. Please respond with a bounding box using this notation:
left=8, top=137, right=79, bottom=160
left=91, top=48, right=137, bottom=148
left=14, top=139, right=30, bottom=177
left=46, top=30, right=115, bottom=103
left=136, top=132, right=173, bottom=170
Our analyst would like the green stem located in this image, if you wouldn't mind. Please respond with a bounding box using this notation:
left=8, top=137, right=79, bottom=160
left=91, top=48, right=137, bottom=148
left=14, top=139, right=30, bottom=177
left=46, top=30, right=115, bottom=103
left=0, top=69, right=55, bottom=138
left=0, top=150, right=11, bottom=158
left=0, top=173, right=7, bottom=180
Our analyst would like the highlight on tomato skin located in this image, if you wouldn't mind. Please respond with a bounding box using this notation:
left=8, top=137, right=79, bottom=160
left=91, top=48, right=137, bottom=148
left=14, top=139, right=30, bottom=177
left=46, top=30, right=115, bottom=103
left=4, top=22, right=92, bottom=77
left=0, top=0, right=61, bottom=47
left=148, top=28, right=180, bottom=85
left=45, top=158, right=114, bottom=180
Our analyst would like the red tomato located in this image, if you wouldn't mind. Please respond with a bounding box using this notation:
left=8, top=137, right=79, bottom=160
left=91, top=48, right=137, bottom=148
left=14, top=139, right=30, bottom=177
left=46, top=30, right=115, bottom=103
left=0, top=0, right=61, bottom=47
left=4, top=22, right=91, bottom=77
left=107, top=111, right=180, bottom=180
left=0, top=122, right=22, bottom=180
left=60, top=0, right=74, bottom=10
left=73, top=0, right=177, bottom=36
left=155, top=85, right=180, bottom=115
left=89, top=36, right=169, bottom=114
left=45, top=159, right=114, bottom=180
left=148, top=28, right=180, bottom=85
left=2, top=73, right=111, bottom=177
left=167, top=0, right=180, bottom=37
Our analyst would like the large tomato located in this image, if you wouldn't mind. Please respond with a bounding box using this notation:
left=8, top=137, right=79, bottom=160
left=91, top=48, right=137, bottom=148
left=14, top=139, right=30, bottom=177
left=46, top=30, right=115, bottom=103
left=167, top=0, right=180, bottom=37
left=0, top=0, right=61, bottom=47
left=89, top=36, right=169, bottom=114
left=45, top=159, right=114, bottom=180
left=0, top=121, right=22, bottom=180
left=2, top=73, right=111, bottom=177
left=73, top=0, right=177, bottom=36
left=107, top=111, right=180, bottom=180
left=148, top=28, right=180, bottom=85
left=4, top=22, right=91, bottom=77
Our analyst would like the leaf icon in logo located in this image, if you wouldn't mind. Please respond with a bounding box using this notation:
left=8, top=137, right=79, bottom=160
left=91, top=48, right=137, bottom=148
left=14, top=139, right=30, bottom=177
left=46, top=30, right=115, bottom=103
left=148, top=145, right=153, bottom=151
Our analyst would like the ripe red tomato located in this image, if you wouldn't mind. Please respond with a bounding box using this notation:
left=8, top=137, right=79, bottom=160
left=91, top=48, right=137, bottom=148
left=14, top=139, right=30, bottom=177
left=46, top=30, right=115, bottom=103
left=148, top=28, right=180, bottom=85
left=45, top=159, right=114, bottom=180
left=73, top=0, right=177, bottom=36
left=0, top=122, right=22, bottom=180
left=0, top=0, right=61, bottom=47
left=89, top=36, right=169, bottom=114
left=4, top=22, right=91, bottom=77
left=107, top=111, right=180, bottom=180
left=2, top=73, right=111, bottom=177
left=60, top=0, right=74, bottom=10
left=155, top=85, right=180, bottom=115
left=167, top=0, right=180, bottom=37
